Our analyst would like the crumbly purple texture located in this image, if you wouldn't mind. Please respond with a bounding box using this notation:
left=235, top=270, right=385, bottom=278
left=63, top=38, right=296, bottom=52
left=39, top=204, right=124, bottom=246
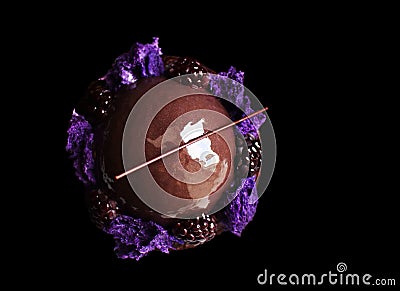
left=209, top=66, right=266, bottom=137
left=104, top=37, right=164, bottom=91
left=222, top=176, right=258, bottom=236
left=66, top=110, right=95, bottom=185
left=104, top=215, right=181, bottom=260
left=209, top=67, right=266, bottom=235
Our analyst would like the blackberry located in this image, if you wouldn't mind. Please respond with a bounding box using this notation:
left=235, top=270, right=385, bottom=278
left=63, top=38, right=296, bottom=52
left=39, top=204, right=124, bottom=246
left=76, top=79, right=114, bottom=124
left=88, top=189, right=119, bottom=229
left=245, top=133, right=262, bottom=176
left=163, top=56, right=211, bottom=88
left=172, top=214, right=217, bottom=248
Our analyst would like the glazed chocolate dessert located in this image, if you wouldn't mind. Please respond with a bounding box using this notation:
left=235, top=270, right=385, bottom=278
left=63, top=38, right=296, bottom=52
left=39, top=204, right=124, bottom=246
left=66, top=38, right=266, bottom=260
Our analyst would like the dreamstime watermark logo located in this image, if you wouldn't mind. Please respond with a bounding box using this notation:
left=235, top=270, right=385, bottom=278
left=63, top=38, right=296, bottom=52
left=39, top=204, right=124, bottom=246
left=257, top=262, right=396, bottom=287
left=336, top=262, right=347, bottom=272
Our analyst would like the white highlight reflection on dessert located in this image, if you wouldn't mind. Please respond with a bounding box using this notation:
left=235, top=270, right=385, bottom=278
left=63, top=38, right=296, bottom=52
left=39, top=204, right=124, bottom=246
left=180, top=119, right=220, bottom=168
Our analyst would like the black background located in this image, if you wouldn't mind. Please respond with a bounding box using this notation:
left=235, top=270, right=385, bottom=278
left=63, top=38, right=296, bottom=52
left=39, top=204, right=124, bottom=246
left=22, top=5, right=397, bottom=289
